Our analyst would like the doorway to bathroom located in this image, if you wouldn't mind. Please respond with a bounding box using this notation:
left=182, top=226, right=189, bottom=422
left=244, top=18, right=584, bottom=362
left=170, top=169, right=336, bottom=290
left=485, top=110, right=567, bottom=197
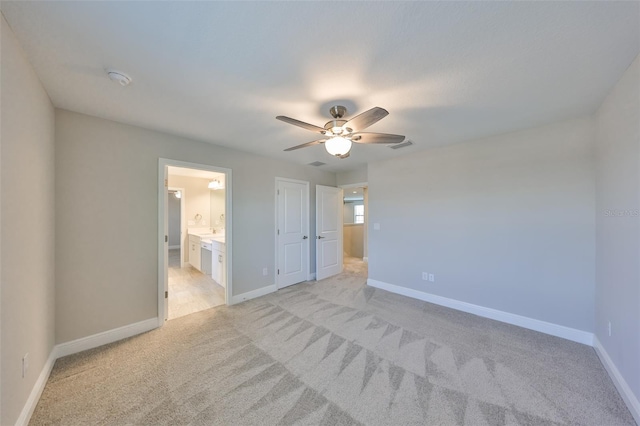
left=340, top=183, right=368, bottom=277
left=158, top=159, right=232, bottom=324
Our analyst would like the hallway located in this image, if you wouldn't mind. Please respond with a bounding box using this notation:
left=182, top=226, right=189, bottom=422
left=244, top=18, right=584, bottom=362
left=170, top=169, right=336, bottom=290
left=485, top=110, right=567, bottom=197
left=343, top=256, right=367, bottom=277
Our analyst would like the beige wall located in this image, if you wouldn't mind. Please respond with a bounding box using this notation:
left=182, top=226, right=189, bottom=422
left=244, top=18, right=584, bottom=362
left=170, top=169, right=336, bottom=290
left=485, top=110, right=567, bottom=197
left=337, top=166, right=367, bottom=186
left=1, top=15, right=56, bottom=426
left=343, top=201, right=363, bottom=224
left=168, top=175, right=211, bottom=228
left=210, top=189, right=225, bottom=232
left=55, top=110, right=336, bottom=343
left=167, top=193, right=181, bottom=247
left=595, top=54, right=640, bottom=403
left=168, top=174, right=212, bottom=262
left=369, top=117, right=596, bottom=331
left=343, top=224, right=364, bottom=258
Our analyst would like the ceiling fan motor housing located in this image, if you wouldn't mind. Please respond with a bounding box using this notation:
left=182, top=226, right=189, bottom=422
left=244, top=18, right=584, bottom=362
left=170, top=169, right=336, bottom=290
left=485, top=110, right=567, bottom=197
left=329, top=105, right=347, bottom=119
left=277, top=105, right=404, bottom=156
left=324, top=119, right=349, bottom=135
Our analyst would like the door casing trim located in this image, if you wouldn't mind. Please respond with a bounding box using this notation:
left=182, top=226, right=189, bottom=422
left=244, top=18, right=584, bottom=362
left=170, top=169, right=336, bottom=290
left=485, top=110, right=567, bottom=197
left=158, top=158, right=233, bottom=326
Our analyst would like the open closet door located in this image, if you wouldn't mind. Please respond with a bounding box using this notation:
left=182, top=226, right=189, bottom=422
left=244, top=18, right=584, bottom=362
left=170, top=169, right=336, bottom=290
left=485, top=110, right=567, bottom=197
left=316, top=185, right=343, bottom=280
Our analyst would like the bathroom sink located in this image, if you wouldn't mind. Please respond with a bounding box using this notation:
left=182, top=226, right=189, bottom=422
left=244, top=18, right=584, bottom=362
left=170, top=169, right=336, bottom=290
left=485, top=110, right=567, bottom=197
left=198, top=234, right=218, bottom=239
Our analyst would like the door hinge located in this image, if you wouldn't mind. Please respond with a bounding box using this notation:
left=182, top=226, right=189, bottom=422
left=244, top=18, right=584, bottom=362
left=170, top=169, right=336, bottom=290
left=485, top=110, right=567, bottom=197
left=165, top=291, right=168, bottom=298
left=277, top=189, right=280, bottom=195
left=165, top=235, right=168, bottom=242
left=277, top=269, right=280, bottom=275
left=165, top=179, right=168, bottom=188
left=277, top=229, right=280, bottom=235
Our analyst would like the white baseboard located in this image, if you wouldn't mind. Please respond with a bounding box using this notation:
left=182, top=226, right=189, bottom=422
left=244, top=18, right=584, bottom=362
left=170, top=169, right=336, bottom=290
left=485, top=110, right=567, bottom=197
left=230, top=284, right=277, bottom=305
left=17, top=318, right=159, bottom=425
left=168, top=245, right=180, bottom=249
left=308, top=272, right=317, bottom=281
left=363, top=257, right=369, bottom=262
left=15, top=348, right=57, bottom=426
left=593, top=336, right=640, bottom=424
left=367, top=279, right=593, bottom=345
left=55, top=318, right=158, bottom=358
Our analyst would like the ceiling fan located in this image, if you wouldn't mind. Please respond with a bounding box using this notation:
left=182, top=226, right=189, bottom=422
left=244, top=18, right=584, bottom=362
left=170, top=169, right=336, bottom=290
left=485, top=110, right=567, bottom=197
left=276, top=105, right=405, bottom=159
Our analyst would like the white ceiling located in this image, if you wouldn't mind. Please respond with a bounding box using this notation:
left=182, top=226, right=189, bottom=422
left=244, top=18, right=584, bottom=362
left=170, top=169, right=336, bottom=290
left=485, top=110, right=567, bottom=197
left=2, top=2, right=638, bottom=172
left=344, top=187, right=365, bottom=202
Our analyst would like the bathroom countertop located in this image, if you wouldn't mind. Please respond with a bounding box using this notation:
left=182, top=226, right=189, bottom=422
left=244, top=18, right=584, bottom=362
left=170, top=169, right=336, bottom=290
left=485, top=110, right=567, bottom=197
left=188, top=230, right=225, bottom=245
left=200, top=237, right=225, bottom=244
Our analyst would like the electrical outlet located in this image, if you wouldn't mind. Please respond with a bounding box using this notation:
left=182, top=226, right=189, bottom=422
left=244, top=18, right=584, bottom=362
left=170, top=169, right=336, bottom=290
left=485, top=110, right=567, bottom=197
left=22, top=353, right=29, bottom=378
left=428, top=274, right=435, bottom=282
left=422, top=272, right=428, bottom=281
left=608, top=321, right=612, bottom=337
left=262, top=267, right=268, bottom=276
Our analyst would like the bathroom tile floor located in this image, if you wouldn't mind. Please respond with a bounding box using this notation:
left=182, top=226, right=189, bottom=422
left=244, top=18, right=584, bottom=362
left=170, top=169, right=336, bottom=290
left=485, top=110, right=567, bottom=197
left=168, top=249, right=225, bottom=320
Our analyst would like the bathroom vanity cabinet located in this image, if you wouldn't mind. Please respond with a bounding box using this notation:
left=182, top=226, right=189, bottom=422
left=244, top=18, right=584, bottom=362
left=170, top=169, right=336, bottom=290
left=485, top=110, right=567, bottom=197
left=188, top=234, right=201, bottom=270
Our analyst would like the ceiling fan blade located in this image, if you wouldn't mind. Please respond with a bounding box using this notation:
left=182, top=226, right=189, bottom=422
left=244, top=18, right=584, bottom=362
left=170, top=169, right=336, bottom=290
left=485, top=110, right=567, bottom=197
left=283, top=139, right=327, bottom=151
left=344, top=107, right=388, bottom=132
left=351, top=132, right=405, bottom=144
left=276, top=116, right=326, bottom=134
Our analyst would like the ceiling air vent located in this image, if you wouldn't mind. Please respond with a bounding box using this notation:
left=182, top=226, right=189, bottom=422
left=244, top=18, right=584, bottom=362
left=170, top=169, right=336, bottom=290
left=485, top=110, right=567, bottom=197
left=308, top=161, right=326, bottom=167
left=389, top=140, right=413, bottom=150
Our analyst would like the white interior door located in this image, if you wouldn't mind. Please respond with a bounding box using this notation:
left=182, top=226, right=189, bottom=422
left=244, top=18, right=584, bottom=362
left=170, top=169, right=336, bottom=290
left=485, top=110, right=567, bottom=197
left=163, top=186, right=169, bottom=322
left=316, top=185, right=343, bottom=280
left=277, top=179, right=309, bottom=289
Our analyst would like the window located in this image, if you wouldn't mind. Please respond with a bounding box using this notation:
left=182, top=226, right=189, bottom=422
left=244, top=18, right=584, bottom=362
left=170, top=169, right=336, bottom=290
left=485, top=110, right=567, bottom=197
left=354, top=205, right=364, bottom=224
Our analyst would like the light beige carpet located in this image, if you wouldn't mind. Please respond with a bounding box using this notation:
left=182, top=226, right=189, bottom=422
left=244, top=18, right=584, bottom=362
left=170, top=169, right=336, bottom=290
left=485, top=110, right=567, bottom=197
left=30, top=261, right=634, bottom=425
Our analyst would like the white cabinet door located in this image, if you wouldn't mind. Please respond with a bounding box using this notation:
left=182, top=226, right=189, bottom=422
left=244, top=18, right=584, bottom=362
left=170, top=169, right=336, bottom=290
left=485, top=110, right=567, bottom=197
left=189, top=236, right=201, bottom=270
left=211, top=249, right=219, bottom=284
left=219, top=251, right=225, bottom=288
left=212, top=249, right=225, bottom=287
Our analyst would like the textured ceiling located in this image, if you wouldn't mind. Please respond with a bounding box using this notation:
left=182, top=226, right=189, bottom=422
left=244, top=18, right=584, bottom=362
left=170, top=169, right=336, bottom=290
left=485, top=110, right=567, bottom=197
left=2, top=1, right=638, bottom=171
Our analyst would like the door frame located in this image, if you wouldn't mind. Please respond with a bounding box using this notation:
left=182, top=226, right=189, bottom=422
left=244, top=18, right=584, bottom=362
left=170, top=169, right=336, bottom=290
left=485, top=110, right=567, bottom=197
left=274, top=177, right=311, bottom=286
left=158, top=158, right=233, bottom=326
left=168, top=186, right=186, bottom=267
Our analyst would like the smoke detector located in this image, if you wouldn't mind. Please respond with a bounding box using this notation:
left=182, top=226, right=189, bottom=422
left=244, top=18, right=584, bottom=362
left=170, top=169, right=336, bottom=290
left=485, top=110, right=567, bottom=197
left=106, top=69, right=132, bottom=86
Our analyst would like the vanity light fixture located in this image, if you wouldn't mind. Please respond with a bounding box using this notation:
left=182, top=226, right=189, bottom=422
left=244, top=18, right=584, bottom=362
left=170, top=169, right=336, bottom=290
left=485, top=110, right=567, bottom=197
left=208, top=179, right=224, bottom=190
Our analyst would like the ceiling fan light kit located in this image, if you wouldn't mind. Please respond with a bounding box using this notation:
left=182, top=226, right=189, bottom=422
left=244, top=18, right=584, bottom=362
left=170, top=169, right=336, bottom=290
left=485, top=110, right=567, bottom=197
left=208, top=179, right=224, bottom=190
left=325, top=137, right=352, bottom=156
left=277, top=105, right=405, bottom=159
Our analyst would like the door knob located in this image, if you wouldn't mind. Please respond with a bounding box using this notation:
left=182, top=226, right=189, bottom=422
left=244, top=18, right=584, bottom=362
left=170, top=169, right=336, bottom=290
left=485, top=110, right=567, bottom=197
left=303, top=236, right=308, bottom=239
left=317, top=236, right=325, bottom=239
